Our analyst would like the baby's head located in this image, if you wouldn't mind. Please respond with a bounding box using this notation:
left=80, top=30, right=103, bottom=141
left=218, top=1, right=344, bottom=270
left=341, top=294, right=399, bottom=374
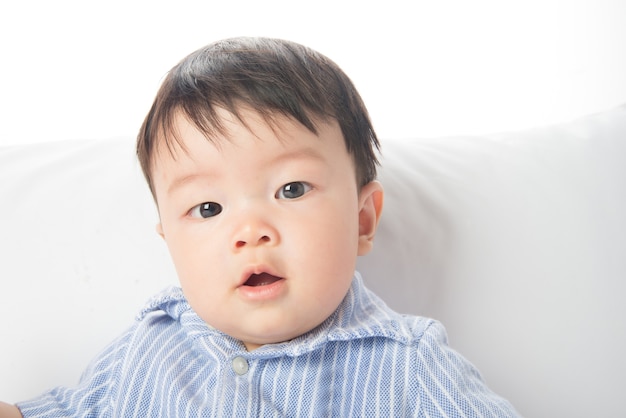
left=137, top=36, right=380, bottom=196
left=136, top=37, right=384, bottom=350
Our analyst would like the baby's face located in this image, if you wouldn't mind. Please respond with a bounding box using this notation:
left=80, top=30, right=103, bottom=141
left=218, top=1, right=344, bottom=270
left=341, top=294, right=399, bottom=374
left=152, top=108, right=379, bottom=350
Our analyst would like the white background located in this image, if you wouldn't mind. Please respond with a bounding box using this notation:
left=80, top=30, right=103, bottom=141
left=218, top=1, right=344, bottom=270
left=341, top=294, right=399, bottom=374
left=1, top=0, right=625, bottom=147
left=1, top=2, right=626, bottom=415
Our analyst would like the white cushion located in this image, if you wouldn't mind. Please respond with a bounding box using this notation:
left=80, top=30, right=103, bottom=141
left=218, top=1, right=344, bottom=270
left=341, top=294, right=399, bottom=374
left=360, top=104, right=626, bottom=417
left=1, top=105, right=625, bottom=417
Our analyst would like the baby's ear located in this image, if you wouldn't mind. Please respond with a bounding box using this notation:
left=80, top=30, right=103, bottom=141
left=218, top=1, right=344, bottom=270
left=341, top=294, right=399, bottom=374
left=156, top=223, right=165, bottom=239
left=357, top=181, right=384, bottom=256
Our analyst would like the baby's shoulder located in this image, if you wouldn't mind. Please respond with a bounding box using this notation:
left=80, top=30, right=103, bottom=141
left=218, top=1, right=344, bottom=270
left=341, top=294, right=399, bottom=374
left=331, top=301, right=441, bottom=351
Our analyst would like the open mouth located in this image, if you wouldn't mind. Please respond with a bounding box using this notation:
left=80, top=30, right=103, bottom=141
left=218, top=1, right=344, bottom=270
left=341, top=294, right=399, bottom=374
left=243, top=272, right=283, bottom=287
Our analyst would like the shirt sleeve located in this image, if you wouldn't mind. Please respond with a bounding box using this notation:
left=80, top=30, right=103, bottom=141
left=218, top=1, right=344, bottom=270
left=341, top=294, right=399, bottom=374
left=412, top=320, right=521, bottom=417
left=16, top=330, right=129, bottom=418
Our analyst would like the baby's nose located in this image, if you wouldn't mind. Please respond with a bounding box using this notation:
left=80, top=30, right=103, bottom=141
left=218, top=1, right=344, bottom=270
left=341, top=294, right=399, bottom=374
left=232, top=217, right=279, bottom=250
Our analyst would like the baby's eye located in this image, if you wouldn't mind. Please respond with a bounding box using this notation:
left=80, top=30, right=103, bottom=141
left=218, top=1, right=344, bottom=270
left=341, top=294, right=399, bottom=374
left=189, top=202, right=223, bottom=218
left=276, top=181, right=312, bottom=199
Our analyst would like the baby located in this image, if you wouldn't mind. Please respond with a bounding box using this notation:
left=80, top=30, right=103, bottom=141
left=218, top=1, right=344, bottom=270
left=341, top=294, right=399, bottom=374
left=2, top=37, right=519, bottom=417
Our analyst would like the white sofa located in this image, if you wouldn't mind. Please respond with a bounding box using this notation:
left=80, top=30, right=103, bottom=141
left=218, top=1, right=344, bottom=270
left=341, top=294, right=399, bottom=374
left=1, top=104, right=624, bottom=417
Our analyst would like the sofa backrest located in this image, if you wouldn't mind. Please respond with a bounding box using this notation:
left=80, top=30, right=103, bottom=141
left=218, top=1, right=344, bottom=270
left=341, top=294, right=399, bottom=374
left=1, top=104, right=625, bottom=417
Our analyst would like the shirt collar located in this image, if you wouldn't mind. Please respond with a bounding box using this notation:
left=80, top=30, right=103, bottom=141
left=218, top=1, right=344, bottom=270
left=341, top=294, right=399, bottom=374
left=138, top=272, right=416, bottom=358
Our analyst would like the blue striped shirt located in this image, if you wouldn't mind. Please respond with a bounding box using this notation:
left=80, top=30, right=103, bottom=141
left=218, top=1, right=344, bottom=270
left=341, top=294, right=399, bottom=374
left=18, top=273, right=519, bottom=417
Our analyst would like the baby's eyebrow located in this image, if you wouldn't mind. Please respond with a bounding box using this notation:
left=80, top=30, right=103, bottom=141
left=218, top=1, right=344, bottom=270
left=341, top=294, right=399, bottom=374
left=269, top=146, right=327, bottom=166
left=167, top=172, right=215, bottom=194
left=166, top=147, right=326, bottom=194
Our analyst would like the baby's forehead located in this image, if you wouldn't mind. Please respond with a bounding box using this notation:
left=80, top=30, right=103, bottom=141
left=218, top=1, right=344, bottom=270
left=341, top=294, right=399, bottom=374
left=153, top=106, right=341, bottom=159
left=149, top=109, right=351, bottom=195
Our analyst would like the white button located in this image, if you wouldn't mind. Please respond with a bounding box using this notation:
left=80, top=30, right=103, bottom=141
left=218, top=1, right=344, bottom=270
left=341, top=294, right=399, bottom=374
left=232, top=356, right=249, bottom=375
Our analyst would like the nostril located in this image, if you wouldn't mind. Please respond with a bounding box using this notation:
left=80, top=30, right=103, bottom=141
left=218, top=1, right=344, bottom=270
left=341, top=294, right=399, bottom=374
left=234, top=235, right=272, bottom=250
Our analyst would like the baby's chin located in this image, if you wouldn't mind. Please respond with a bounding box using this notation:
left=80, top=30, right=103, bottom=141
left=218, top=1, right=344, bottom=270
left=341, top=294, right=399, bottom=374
left=205, top=300, right=342, bottom=351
